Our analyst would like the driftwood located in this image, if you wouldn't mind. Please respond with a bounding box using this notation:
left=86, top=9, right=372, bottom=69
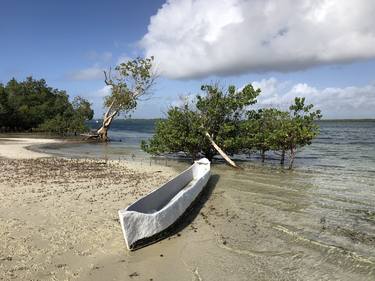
left=80, top=133, right=100, bottom=140
left=205, top=132, right=240, bottom=169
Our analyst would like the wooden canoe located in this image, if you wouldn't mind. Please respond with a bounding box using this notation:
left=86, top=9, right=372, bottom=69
left=118, top=158, right=211, bottom=250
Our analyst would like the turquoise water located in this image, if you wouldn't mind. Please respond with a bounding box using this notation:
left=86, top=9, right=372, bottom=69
left=36, top=119, right=375, bottom=279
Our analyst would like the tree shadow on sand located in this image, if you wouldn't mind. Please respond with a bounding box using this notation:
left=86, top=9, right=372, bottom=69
left=131, top=174, right=220, bottom=250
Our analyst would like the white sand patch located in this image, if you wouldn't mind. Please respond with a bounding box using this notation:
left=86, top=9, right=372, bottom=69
left=0, top=138, right=60, bottom=159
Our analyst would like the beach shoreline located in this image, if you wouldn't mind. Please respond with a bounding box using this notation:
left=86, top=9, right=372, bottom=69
left=0, top=137, right=190, bottom=280
left=1, top=137, right=375, bottom=281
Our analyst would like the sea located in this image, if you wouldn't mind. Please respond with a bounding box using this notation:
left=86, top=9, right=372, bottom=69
left=37, top=119, right=375, bottom=279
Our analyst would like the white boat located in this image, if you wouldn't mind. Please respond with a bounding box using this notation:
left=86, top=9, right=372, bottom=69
left=118, top=158, right=211, bottom=250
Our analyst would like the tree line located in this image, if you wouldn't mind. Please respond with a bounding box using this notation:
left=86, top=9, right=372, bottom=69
left=141, top=83, right=322, bottom=169
left=0, top=77, right=93, bottom=134
left=0, top=62, right=321, bottom=169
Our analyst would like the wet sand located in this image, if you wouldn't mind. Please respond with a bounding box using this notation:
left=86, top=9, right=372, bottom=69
left=1, top=138, right=375, bottom=280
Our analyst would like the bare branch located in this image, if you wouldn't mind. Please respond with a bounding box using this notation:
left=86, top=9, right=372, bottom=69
left=205, top=131, right=241, bottom=169
left=104, top=68, right=113, bottom=86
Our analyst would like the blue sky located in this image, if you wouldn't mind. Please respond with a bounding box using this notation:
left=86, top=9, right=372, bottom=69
left=1, top=0, right=375, bottom=119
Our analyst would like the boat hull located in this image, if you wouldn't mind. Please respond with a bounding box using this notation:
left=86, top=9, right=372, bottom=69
left=118, top=158, right=211, bottom=250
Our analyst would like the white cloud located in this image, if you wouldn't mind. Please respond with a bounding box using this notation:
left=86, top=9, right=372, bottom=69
left=96, top=85, right=112, bottom=97
left=252, top=78, right=375, bottom=118
left=142, top=0, right=375, bottom=79
left=67, top=66, right=104, bottom=81
left=79, top=86, right=113, bottom=118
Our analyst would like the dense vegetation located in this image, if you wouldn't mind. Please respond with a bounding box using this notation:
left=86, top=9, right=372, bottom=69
left=142, top=84, right=321, bottom=169
left=0, top=77, right=93, bottom=134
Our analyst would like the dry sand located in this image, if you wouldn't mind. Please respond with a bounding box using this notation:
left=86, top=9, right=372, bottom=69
left=0, top=138, right=59, bottom=159
left=0, top=138, right=181, bottom=280
left=0, top=138, right=241, bottom=281
left=0, top=156, right=181, bottom=280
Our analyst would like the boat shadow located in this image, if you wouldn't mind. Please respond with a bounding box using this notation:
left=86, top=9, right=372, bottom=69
left=131, top=174, right=220, bottom=250
left=169, top=173, right=220, bottom=232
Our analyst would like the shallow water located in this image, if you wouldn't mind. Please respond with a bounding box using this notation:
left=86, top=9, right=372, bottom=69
left=214, top=164, right=375, bottom=279
left=36, top=120, right=375, bottom=279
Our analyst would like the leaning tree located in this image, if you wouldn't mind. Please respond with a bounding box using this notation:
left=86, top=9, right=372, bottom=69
left=195, top=84, right=260, bottom=167
left=142, top=83, right=260, bottom=168
left=95, top=56, right=156, bottom=141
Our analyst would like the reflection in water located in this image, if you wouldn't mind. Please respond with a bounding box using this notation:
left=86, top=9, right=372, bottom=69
left=36, top=120, right=375, bottom=279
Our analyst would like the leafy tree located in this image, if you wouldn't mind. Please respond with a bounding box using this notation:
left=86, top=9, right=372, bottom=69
left=241, top=108, right=284, bottom=162
left=70, top=96, right=94, bottom=134
left=142, top=87, right=321, bottom=169
left=97, top=56, right=156, bottom=141
left=142, top=83, right=260, bottom=164
left=196, top=84, right=259, bottom=159
left=0, top=84, right=11, bottom=129
left=269, top=97, right=322, bottom=168
left=141, top=104, right=208, bottom=160
left=0, top=77, right=93, bottom=134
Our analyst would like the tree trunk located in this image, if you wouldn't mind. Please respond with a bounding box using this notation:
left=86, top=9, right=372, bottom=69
left=190, top=151, right=198, bottom=163
left=261, top=149, right=266, bottom=162
left=205, top=132, right=240, bottom=169
left=97, top=124, right=110, bottom=141
left=288, top=148, right=296, bottom=169
left=280, top=150, right=285, bottom=165
left=96, top=101, right=117, bottom=142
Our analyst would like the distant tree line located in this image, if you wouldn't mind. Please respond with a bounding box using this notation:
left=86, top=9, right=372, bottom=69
left=141, top=83, right=322, bottom=169
left=0, top=77, right=93, bottom=135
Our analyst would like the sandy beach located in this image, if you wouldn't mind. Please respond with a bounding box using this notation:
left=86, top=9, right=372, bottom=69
left=1, top=137, right=375, bottom=281
left=0, top=138, right=60, bottom=159
left=0, top=138, right=242, bottom=281
left=0, top=138, right=181, bottom=280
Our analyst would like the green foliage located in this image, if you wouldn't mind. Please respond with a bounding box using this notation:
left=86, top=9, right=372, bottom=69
left=196, top=84, right=260, bottom=154
left=241, top=97, right=321, bottom=167
left=241, top=108, right=286, bottom=160
left=142, top=83, right=321, bottom=169
left=142, top=83, right=260, bottom=161
left=0, top=77, right=93, bottom=134
left=141, top=104, right=208, bottom=160
left=270, top=97, right=322, bottom=168
left=103, top=56, right=155, bottom=116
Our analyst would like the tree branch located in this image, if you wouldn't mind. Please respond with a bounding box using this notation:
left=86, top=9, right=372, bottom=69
left=104, top=68, right=113, bottom=86
left=104, top=99, right=116, bottom=118
left=205, top=131, right=241, bottom=169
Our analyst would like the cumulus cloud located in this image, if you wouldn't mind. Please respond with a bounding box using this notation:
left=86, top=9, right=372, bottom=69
left=67, top=66, right=104, bottom=81
left=142, top=0, right=375, bottom=79
left=252, top=78, right=375, bottom=118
